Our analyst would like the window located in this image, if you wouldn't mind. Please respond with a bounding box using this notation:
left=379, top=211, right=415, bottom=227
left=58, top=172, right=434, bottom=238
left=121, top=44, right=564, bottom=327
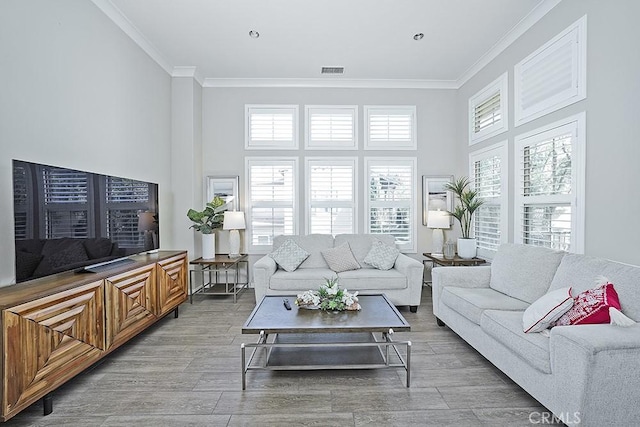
left=305, top=157, right=357, bottom=235
left=305, top=106, right=358, bottom=150
left=470, top=141, right=508, bottom=258
left=246, top=157, right=298, bottom=251
left=245, top=105, right=299, bottom=149
left=514, top=113, right=585, bottom=253
left=104, top=177, right=154, bottom=248
left=365, top=158, right=417, bottom=252
left=514, top=16, right=587, bottom=126
left=12, top=163, right=32, bottom=240
left=469, top=73, right=508, bottom=145
left=364, top=106, right=416, bottom=150
left=42, top=166, right=92, bottom=239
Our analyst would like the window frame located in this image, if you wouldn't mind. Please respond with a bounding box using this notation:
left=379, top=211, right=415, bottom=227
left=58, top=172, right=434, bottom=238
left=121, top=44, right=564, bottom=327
left=244, top=104, right=299, bottom=150
left=304, top=105, right=358, bottom=150
left=364, top=106, right=417, bottom=150
left=364, top=157, right=417, bottom=252
left=469, top=72, right=508, bottom=145
left=469, top=140, right=509, bottom=259
left=513, top=112, right=586, bottom=253
left=514, top=16, right=587, bottom=127
left=245, top=157, right=299, bottom=253
left=304, top=157, right=358, bottom=235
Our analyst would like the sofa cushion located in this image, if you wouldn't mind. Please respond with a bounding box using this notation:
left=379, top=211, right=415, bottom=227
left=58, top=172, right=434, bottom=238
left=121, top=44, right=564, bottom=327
left=548, top=253, right=640, bottom=321
left=363, top=240, right=400, bottom=270
left=489, top=243, right=565, bottom=304
left=337, top=268, right=407, bottom=291
left=33, top=239, right=90, bottom=277
left=334, top=234, right=395, bottom=269
left=523, top=287, right=574, bottom=333
left=273, top=234, right=333, bottom=269
left=321, top=243, right=361, bottom=272
left=554, top=283, right=621, bottom=326
left=269, top=239, right=310, bottom=272
left=15, top=251, right=43, bottom=282
left=441, top=287, right=529, bottom=325
left=481, top=310, right=551, bottom=373
left=83, top=238, right=115, bottom=259
left=269, top=268, right=337, bottom=291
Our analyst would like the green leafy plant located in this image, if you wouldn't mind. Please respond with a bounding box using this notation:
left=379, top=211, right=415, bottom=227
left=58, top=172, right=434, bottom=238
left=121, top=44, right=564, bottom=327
left=295, top=278, right=360, bottom=311
left=445, top=176, right=485, bottom=239
left=186, top=196, right=228, bottom=234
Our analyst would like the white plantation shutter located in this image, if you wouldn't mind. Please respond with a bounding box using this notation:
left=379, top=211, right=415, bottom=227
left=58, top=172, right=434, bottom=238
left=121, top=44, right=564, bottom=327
left=515, top=114, right=585, bottom=253
left=105, top=177, right=151, bottom=248
left=470, top=141, right=508, bottom=257
left=365, top=106, right=416, bottom=150
left=469, top=73, right=508, bottom=144
left=13, top=163, right=30, bottom=240
left=365, top=158, right=416, bottom=251
left=306, top=158, right=356, bottom=235
left=245, top=105, right=298, bottom=149
left=42, top=166, right=90, bottom=238
left=246, top=158, right=297, bottom=250
left=515, top=16, right=586, bottom=126
left=305, top=106, right=357, bottom=149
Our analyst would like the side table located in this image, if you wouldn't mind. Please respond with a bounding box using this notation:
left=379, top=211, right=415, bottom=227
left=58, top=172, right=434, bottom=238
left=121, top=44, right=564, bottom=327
left=189, top=254, right=249, bottom=303
left=422, top=252, right=486, bottom=285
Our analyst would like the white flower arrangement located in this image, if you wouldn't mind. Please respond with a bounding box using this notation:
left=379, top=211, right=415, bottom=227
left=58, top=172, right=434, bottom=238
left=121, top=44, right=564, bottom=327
left=295, top=278, right=361, bottom=311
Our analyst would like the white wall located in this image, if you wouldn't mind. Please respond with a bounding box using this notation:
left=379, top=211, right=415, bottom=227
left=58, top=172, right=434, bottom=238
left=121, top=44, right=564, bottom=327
left=456, top=0, right=640, bottom=265
left=0, top=0, right=172, bottom=286
left=202, top=87, right=460, bottom=263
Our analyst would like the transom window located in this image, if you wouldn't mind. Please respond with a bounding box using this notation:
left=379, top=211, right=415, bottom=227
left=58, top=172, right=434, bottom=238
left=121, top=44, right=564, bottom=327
left=305, top=106, right=357, bottom=150
left=245, top=105, right=299, bottom=149
left=364, top=106, right=416, bottom=150
left=469, top=73, right=508, bottom=145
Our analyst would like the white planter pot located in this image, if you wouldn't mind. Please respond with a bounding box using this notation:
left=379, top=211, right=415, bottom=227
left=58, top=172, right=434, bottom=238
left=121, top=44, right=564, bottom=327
left=202, top=233, right=216, bottom=259
left=457, top=238, right=477, bottom=259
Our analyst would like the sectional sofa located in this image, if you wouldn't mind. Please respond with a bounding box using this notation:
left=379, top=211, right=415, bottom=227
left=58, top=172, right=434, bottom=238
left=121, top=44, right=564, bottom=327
left=432, top=243, right=640, bottom=426
left=253, top=234, right=424, bottom=310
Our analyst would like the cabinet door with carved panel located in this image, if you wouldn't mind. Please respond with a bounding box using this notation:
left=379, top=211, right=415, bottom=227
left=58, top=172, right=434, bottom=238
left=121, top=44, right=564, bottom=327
left=2, top=280, right=104, bottom=419
left=156, top=253, right=188, bottom=316
left=104, top=264, right=157, bottom=351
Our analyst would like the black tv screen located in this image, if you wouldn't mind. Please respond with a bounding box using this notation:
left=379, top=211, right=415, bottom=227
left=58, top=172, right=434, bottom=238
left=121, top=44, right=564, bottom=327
left=12, top=160, right=159, bottom=283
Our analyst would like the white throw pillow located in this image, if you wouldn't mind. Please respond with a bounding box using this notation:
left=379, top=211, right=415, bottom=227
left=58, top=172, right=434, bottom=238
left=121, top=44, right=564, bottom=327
left=363, top=240, right=400, bottom=270
left=268, top=239, right=310, bottom=272
left=321, top=243, right=361, bottom=273
left=523, top=287, right=574, bottom=333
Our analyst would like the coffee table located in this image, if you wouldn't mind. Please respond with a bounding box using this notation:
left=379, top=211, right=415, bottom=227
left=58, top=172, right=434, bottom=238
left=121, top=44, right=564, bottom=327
left=241, top=294, right=411, bottom=389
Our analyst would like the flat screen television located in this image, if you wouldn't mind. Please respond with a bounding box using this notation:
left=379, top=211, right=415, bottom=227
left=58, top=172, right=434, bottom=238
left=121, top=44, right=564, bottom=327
left=12, top=159, right=159, bottom=283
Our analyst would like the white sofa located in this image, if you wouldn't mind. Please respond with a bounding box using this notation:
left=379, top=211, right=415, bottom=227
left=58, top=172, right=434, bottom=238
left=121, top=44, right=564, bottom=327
left=253, top=234, right=424, bottom=311
left=432, top=243, right=640, bottom=426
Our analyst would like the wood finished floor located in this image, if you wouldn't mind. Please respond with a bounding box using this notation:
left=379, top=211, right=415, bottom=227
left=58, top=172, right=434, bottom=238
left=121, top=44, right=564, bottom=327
left=6, top=288, right=562, bottom=426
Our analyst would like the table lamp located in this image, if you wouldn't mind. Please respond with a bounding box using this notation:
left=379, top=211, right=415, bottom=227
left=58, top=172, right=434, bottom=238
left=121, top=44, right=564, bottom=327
left=223, top=211, right=246, bottom=258
left=137, top=211, right=157, bottom=251
left=427, top=210, right=449, bottom=256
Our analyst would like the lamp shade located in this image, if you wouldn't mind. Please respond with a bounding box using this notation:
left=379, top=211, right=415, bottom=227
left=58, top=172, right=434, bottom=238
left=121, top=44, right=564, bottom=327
left=426, top=210, right=450, bottom=229
left=223, top=211, right=246, bottom=230
left=137, top=211, right=156, bottom=232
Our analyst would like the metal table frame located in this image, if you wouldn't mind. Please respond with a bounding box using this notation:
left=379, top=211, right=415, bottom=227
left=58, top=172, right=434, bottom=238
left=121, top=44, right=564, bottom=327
left=240, top=294, right=411, bottom=389
left=189, top=255, right=249, bottom=303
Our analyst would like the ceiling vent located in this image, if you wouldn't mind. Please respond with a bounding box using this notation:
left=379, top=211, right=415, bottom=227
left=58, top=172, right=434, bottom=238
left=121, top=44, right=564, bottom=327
left=321, top=67, right=344, bottom=75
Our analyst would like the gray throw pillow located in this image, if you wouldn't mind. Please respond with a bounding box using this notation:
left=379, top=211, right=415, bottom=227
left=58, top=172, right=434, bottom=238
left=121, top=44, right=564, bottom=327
left=363, top=240, right=400, bottom=270
left=321, top=243, right=361, bottom=273
left=269, top=239, right=310, bottom=272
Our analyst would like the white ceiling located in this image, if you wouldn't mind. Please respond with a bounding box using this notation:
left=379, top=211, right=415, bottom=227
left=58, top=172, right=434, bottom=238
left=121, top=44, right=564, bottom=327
left=95, top=0, right=558, bottom=87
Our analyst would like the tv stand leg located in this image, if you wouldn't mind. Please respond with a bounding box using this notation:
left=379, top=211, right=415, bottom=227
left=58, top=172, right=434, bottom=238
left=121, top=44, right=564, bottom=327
left=43, top=393, right=53, bottom=416
left=174, top=306, right=179, bottom=318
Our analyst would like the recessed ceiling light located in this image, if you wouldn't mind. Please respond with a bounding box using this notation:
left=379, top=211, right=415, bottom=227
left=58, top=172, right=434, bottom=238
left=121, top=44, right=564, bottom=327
left=413, top=33, right=424, bottom=41
left=249, top=30, right=260, bottom=39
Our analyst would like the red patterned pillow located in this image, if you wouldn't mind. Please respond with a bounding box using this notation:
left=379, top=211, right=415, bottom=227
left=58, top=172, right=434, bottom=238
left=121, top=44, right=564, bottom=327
left=554, top=283, right=621, bottom=326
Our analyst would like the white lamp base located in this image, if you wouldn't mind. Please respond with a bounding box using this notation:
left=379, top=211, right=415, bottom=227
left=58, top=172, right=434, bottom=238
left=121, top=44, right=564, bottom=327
left=228, top=229, right=241, bottom=257
left=432, top=228, right=444, bottom=256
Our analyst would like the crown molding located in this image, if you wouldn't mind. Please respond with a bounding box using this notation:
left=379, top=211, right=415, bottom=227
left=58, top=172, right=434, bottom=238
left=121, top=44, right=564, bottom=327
left=91, top=0, right=173, bottom=75
left=202, top=78, right=458, bottom=89
left=456, top=0, right=562, bottom=87
left=172, top=66, right=204, bottom=86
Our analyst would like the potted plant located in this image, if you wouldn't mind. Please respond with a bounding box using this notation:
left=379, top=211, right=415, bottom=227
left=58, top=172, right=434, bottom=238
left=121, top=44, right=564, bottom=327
left=187, top=196, right=228, bottom=259
left=445, top=176, right=485, bottom=259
